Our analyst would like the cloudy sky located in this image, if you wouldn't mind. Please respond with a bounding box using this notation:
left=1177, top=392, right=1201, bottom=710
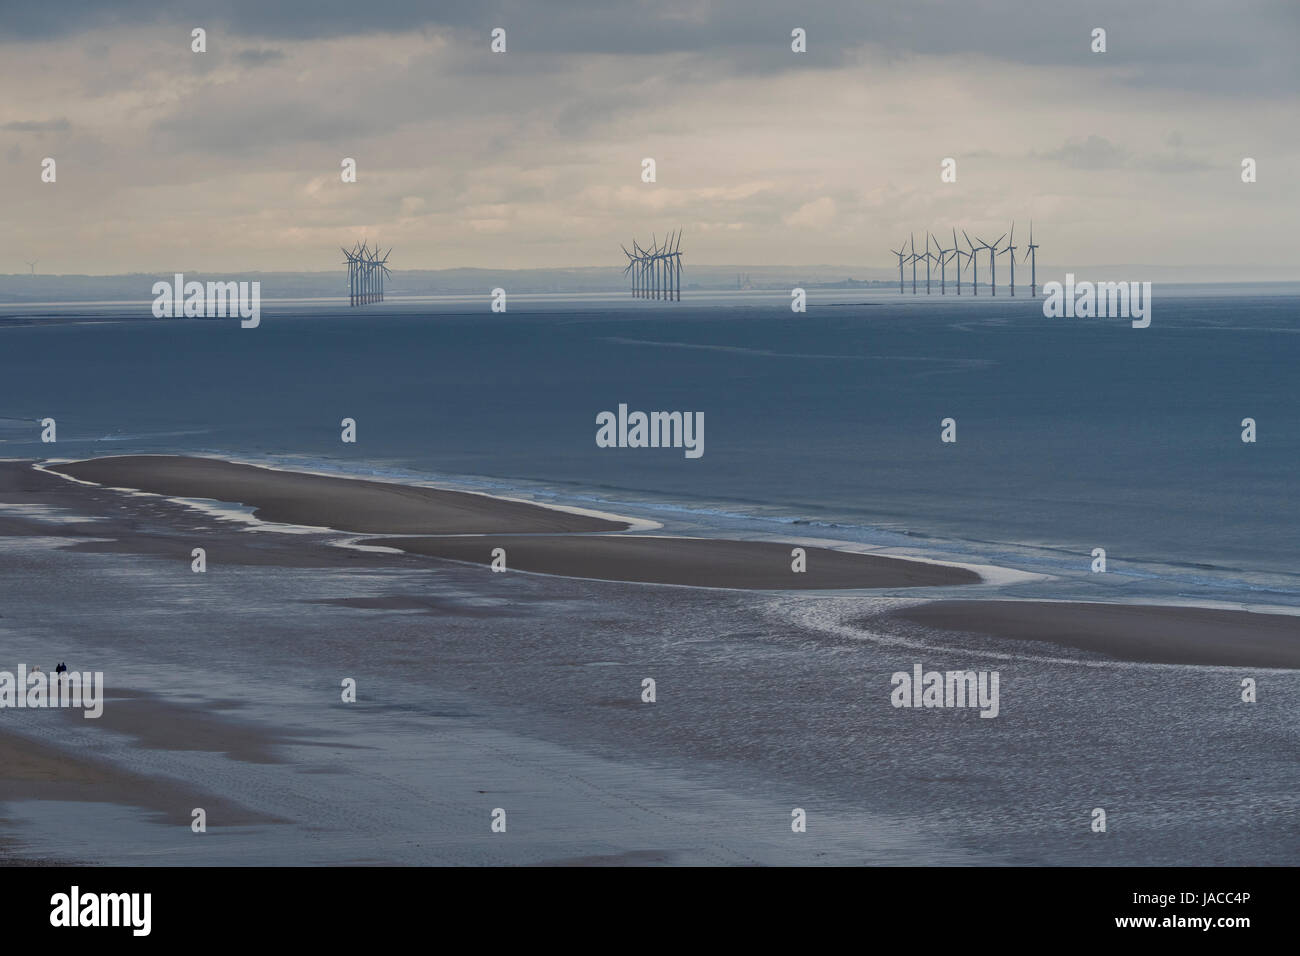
left=1, top=1, right=1297, bottom=276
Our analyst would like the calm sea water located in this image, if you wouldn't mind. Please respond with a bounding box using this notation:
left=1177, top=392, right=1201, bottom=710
left=2, top=291, right=1297, bottom=601
left=2, top=291, right=1299, bottom=865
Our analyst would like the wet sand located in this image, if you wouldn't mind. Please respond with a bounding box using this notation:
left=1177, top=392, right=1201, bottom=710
left=889, top=600, right=1300, bottom=668
left=46, top=456, right=980, bottom=589
left=5, top=455, right=1300, bottom=865
left=0, top=712, right=284, bottom=832
left=372, top=534, right=981, bottom=589
left=49, top=455, right=630, bottom=534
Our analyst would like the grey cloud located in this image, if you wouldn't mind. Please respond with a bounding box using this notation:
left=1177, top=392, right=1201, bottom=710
left=3, top=119, right=71, bottom=132
left=1037, top=135, right=1218, bottom=174
left=1039, top=135, right=1129, bottom=170
left=1139, top=152, right=1215, bottom=174
left=3, top=1, right=1296, bottom=96
left=233, top=47, right=286, bottom=66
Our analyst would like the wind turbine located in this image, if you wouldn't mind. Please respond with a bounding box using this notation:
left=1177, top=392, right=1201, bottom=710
left=341, top=244, right=358, bottom=304
left=976, top=232, right=1005, bottom=296
left=998, top=223, right=1017, bottom=297
left=962, top=230, right=980, bottom=296
left=1024, top=222, right=1040, bottom=297
left=621, top=244, right=636, bottom=296
left=924, top=233, right=935, bottom=295
left=909, top=233, right=918, bottom=294
left=375, top=246, right=392, bottom=302
left=665, top=230, right=680, bottom=300
left=23, top=259, right=37, bottom=276
left=932, top=235, right=953, bottom=294
left=360, top=240, right=372, bottom=303
left=951, top=228, right=967, bottom=296
left=633, top=239, right=650, bottom=298
left=655, top=232, right=665, bottom=299
left=890, top=239, right=908, bottom=294
left=672, top=229, right=684, bottom=300
left=655, top=233, right=667, bottom=300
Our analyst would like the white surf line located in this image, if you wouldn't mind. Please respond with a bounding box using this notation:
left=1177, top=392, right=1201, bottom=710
left=34, top=461, right=336, bottom=535
left=330, top=534, right=1000, bottom=595
left=769, top=532, right=1046, bottom=587
left=35, top=456, right=660, bottom=535
left=333, top=537, right=407, bottom=556
left=0, top=502, right=107, bottom=524
left=918, top=594, right=1300, bottom=618
left=201, top=454, right=662, bottom=531
left=771, top=593, right=1295, bottom=674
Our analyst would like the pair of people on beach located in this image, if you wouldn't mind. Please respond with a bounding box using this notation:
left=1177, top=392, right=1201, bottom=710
left=29, top=663, right=69, bottom=680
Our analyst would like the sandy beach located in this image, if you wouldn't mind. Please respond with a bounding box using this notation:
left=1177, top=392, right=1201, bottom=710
left=887, top=600, right=1300, bottom=669
left=373, top=533, right=980, bottom=589
left=3, top=454, right=1299, bottom=867
left=49, top=455, right=631, bottom=534
left=47, top=455, right=980, bottom=589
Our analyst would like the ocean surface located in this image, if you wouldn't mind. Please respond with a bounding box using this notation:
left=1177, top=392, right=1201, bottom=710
left=2, top=289, right=1299, bottom=865
left=2, top=290, right=1297, bottom=606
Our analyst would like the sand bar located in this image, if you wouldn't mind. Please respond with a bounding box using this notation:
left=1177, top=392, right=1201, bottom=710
left=890, top=600, right=1300, bottom=668
left=43, top=457, right=980, bottom=589
left=48, top=455, right=630, bottom=534
left=370, top=534, right=981, bottom=589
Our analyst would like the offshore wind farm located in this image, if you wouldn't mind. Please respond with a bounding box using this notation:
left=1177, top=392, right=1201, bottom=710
left=0, top=1, right=1297, bottom=905
left=889, top=224, right=1039, bottom=297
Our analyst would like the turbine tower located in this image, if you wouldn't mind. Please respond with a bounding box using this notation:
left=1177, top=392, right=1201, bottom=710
left=1024, top=222, right=1040, bottom=297
left=624, top=232, right=683, bottom=301
left=962, top=230, right=980, bottom=296
left=890, top=240, right=908, bottom=294
left=909, top=233, right=918, bottom=294
left=341, top=240, right=391, bottom=306
left=952, top=228, right=967, bottom=296
left=933, top=234, right=952, bottom=295
left=977, top=232, right=1005, bottom=296
left=621, top=244, right=637, bottom=296
left=633, top=239, right=650, bottom=298
left=671, top=229, right=684, bottom=301
left=998, top=222, right=1017, bottom=297
left=24, top=259, right=37, bottom=276
left=924, top=233, right=935, bottom=295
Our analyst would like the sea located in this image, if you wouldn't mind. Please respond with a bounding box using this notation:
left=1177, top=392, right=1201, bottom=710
left=1, top=287, right=1298, bottom=865
left=2, top=287, right=1297, bottom=607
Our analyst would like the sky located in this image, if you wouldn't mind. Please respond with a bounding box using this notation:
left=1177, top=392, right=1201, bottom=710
left=1, top=1, right=1297, bottom=276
